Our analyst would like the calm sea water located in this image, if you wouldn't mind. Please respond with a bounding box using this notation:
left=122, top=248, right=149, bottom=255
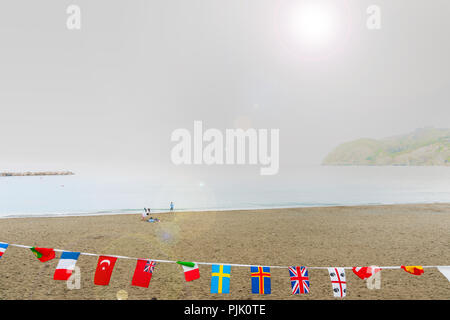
left=1, top=166, right=450, bottom=218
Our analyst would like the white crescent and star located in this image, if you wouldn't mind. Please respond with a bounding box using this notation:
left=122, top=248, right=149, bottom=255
left=100, top=259, right=111, bottom=270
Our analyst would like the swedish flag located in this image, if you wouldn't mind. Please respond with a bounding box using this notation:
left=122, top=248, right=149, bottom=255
left=211, top=264, right=231, bottom=294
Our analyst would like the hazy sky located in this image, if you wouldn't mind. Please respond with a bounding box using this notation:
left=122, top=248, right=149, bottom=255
left=1, top=0, right=449, bottom=178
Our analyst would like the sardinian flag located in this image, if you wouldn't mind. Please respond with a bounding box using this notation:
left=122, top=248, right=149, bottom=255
left=328, top=267, right=347, bottom=298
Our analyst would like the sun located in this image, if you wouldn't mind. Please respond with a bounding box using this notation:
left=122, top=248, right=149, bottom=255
left=289, top=3, right=336, bottom=47
left=276, top=0, right=350, bottom=59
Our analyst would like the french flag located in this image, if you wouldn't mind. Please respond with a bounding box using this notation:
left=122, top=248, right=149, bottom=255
left=0, top=242, right=8, bottom=259
left=54, top=251, right=80, bottom=280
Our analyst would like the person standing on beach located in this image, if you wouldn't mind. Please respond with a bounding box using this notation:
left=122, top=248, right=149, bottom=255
left=170, top=202, right=174, bottom=211
left=142, top=208, right=151, bottom=220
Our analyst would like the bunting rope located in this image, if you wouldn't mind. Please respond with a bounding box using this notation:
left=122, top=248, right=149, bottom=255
left=4, top=242, right=449, bottom=270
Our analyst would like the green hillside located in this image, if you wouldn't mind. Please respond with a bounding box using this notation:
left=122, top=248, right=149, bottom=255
left=322, top=128, right=450, bottom=166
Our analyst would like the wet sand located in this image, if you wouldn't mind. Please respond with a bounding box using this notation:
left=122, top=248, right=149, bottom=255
left=0, top=203, right=449, bottom=300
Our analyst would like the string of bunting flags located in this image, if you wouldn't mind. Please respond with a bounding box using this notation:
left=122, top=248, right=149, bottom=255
left=1, top=241, right=449, bottom=297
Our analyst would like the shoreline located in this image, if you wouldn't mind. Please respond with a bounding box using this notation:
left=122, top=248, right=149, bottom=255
left=2, top=201, right=450, bottom=220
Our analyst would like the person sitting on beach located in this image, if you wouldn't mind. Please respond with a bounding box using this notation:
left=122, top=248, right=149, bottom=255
left=147, top=216, right=161, bottom=223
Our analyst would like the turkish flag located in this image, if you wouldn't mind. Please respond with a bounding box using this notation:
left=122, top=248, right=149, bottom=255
left=94, top=256, right=117, bottom=285
left=132, top=259, right=156, bottom=288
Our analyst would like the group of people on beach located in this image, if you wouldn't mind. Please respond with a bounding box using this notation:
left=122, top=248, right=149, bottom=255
left=141, top=202, right=174, bottom=222
left=142, top=208, right=159, bottom=222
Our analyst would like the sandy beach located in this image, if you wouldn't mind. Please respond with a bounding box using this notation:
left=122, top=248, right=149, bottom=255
left=0, top=203, right=449, bottom=300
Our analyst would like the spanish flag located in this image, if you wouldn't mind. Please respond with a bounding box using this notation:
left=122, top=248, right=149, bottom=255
left=401, top=265, right=424, bottom=275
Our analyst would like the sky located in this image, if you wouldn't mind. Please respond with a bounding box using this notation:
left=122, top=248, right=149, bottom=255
left=0, top=0, right=449, bottom=179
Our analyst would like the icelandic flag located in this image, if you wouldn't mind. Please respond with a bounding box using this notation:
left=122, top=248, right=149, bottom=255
left=0, top=242, right=8, bottom=259
left=251, top=266, right=271, bottom=294
left=211, top=264, right=231, bottom=294
left=54, top=251, right=80, bottom=280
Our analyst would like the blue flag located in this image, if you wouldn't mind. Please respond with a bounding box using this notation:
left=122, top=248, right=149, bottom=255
left=211, top=264, right=231, bottom=294
left=251, top=266, right=271, bottom=294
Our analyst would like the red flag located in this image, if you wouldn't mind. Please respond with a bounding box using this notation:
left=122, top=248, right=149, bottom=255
left=94, top=256, right=117, bottom=285
left=30, top=247, right=55, bottom=262
left=132, top=259, right=156, bottom=288
left=352, top=266, right=380, bottom=280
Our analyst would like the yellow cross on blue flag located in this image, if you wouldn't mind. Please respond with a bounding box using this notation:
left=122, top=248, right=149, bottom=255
left=251, top=266, right=271, bottom=294
left=211, top=264, right=231, bottom=294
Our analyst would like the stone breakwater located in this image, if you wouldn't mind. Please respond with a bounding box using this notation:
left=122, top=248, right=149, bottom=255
left=0, top=171, right=74, bottom=176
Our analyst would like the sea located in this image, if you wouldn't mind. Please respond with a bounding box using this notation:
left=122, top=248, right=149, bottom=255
left=1, top=166, right=450, bottom=218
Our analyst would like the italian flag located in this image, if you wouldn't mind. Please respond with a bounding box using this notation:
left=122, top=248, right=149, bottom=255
left=30, top=247, right=55, bottom=262
left=177, top=261, right=200, bottom=281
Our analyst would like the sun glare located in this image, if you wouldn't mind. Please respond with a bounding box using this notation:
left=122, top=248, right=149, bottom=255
left=290, top=4, right=335, bottom=47
left=276, top=0, right=350, bottom=59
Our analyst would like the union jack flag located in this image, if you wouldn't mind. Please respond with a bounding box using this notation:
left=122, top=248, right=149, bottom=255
left=144, top=260, right=156, bottom=273
left=289, top=266, right=310, bottom=294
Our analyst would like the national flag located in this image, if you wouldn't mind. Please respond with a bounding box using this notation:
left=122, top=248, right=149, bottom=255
left=437, top=267, right=450, bottom=282
left=352, top=266, right=380, bottom=280
left=94, top=256, right=117, bottom=286
left=54, top=251, right=80, bottom=280
left=288, top=266, right=310, bottom=294
left=132, top=259, right=156, bottom=288
left=328, top=267, right=347, bottom=298
left=250, top=266, right=271, bottom=294
left=211, top=264, right=231, bottom=294
left=401, top=265, right=424, bottom=276
left=0, top=243, right=8, bottom=259
left=30, top=247, right=55, bottom=262
left=177, top=261, right=200, bottom=281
